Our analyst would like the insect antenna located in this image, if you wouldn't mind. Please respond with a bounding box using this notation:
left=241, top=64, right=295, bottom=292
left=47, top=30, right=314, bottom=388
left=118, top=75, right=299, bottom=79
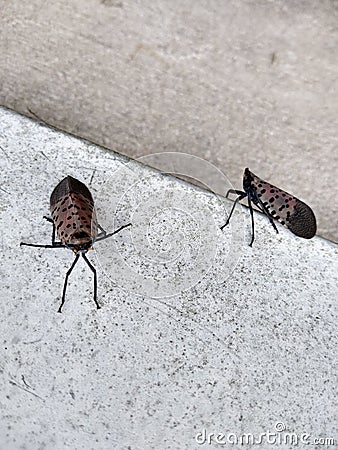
left=58, top=253, right=81, bottom=313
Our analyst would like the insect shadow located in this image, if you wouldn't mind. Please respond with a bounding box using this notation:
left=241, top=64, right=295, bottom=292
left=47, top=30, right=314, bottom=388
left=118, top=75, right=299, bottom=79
left=221, top=168, right=316, bottom=247
left=20, top=176, right=131, bottom=313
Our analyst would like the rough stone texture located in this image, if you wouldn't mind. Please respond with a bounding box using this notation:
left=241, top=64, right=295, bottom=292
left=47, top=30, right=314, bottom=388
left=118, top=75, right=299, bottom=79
left=0, top=1, right=337, bottom=242
left=0, top=108, right=337, bottom=449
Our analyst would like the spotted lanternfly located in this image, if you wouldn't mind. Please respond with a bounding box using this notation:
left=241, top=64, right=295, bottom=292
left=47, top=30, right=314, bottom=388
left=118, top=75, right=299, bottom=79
left=221, top=168, right=316, bottom=246
left=20, top=176, right=131, bottom=313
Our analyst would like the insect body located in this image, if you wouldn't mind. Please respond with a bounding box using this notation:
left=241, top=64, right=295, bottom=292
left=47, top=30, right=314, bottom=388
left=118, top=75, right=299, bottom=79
left=50, top=175, right=98, bottom=250
left=20, top=176, right=131, bottom=312
left=221, top=168, right=316, bottom=246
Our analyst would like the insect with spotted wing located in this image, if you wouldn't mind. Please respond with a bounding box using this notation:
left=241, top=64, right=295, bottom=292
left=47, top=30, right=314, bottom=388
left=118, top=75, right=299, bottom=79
left=221, top=168, right=316, bottom=246
left=20, top=176, right=131, bottom=313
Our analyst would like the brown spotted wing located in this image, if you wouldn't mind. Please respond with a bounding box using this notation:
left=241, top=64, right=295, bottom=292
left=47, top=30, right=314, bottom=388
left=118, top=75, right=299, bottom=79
left=21, top=176, right=131, bottom=312
left=221, top=168, right=316, bottom=246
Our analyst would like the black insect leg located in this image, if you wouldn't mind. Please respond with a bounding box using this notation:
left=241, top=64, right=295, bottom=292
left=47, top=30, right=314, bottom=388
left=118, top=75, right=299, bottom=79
left=95, top=223, right=132, bottom=243
left=44, top=217, right=57, bottom=245
left=225, top=189, right=246, bottom=199
left=96, top=223, right=107, bottom=239
left=256, top=198, right=279, bottom=235
left=82, top=253, right=100, bottom=310
left=98, top=223, right=106, bottom=233
left=21, top=217, right=65, bottom=249
left=220, top=191, right=247, bottom=231
left=247, top=194, right=255, bottom=247
left=20, top=242, right=64, bottom=249
left=43, top=216, right=64, bottom=245
left=58, top=253, right=80, bottom=313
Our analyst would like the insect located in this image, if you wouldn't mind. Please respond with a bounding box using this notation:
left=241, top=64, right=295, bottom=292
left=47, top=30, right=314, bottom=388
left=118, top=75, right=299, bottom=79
left=20, top=176, right=131, bottom=312
left=221, top=168, right=316, bottom=246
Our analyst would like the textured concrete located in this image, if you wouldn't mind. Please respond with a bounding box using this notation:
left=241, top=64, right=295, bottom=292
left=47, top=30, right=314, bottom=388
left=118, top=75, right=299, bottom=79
left=0, top=108, right=337, bottom=449
left=0, top=0, right=337, bottom=243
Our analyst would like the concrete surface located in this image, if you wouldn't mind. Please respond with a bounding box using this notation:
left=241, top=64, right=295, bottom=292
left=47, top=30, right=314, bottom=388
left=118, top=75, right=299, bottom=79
left=1, top=108, right=337, bottom=449
left=0, top=0, right=338, bottom=243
